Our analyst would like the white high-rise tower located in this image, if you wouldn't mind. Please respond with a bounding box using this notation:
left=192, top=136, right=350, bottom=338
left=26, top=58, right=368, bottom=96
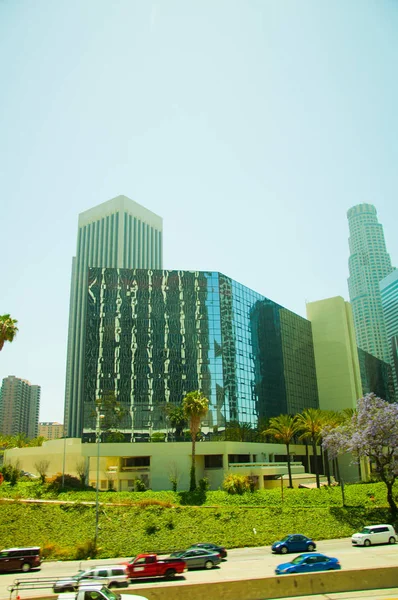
left=64, top=195, right=163, bottom=437
left=347, top=203, right=393, bottom=363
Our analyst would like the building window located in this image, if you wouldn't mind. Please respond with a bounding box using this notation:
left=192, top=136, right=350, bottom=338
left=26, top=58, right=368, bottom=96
left=204, top=455, right=223, bottom=469
left=122, top=456, right=150, bottom=468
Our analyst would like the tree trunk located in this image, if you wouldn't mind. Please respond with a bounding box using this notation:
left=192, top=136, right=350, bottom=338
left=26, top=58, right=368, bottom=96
left=324, top=447, right=331, bottom=486
left=286, top=442, right=293, bottom=488
left=380, top=474, right=398, bottom=518
left=334, top=457, right=341, bottom=483
left=305, top=441, right=310, bottom=472
left=312, top=439, right=320, bottom=488
left=190, top=434, right=196, bottom=492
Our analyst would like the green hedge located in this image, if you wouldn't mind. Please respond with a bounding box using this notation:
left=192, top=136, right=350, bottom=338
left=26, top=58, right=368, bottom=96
left=0, top=481, right=394, bottom=508
left=0, top=501, right=392, bottom=560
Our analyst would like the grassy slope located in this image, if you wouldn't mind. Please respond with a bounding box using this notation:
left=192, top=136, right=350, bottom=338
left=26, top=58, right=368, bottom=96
left=0, top=481, right=395, bottom=560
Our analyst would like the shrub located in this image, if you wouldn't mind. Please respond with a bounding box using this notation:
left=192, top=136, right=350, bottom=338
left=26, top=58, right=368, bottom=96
left=169, top=476, right=178, bottom=492
left=41, top=542, right=58, bottom=559
left=134, top=478, right=147, bottom=492
left=223, top=473, right=251, bottom=495
left=198, top=478, right=209, bottom=492
left=151, top=432, right=166, bottom=443
left=47, top=473, right=81, bottom=490
left=75, top=539, right=98, bottom=560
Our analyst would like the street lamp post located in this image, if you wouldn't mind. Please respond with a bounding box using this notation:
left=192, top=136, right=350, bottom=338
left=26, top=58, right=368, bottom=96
left=94, top=404, right=104, bottom=549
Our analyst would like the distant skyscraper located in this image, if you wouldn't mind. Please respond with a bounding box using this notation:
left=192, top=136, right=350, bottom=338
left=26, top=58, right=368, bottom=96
left=347, top=204, right=394, bottom=363
left=380, top=269, right=398, bottom=394
left=0, top=376, right=40, bottom=438
left=64, top=195, right=163, bottom=437
left=38, top=422, right=64, bottom=440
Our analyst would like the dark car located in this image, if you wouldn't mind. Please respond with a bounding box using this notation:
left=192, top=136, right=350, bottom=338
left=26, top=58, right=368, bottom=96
left=189, top=543, right=227, bottom=559
left=0, top=547, right=41, bottom=573
left=275, top=553, right=341, bottom=575
left=271, top=534, right=316, bottom=554
left=170, top=548, right=221, bottom=570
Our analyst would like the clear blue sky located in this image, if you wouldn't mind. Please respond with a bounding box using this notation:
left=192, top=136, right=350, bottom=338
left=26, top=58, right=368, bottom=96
left=1, top=0, right=398, bottom=423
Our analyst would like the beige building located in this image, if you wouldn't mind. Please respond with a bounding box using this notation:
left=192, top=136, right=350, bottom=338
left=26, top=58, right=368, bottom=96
left=38, top=422, right=64, bottom=440
left=4, top=438, right=331, bottom=491
left=0, top=376, right=40, bottom=438
left=306, top=296, right=362, bottom=412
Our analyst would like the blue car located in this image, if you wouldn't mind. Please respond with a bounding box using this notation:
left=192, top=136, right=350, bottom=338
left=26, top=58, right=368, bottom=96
left=275, top=553, right=341, bottom=575
left=271, top=534, right=316, bottom=554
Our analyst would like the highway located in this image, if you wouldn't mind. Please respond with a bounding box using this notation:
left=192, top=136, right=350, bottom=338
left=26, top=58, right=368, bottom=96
left=2, top=538, right=398, bottom=600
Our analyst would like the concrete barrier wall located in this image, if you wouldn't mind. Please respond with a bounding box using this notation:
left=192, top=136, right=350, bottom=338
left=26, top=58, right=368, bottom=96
left=122, top=566, right=398, bottom=600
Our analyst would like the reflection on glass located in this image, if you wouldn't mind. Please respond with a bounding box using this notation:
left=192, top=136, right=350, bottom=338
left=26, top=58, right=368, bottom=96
left=83, top=269, right=319, bottom=441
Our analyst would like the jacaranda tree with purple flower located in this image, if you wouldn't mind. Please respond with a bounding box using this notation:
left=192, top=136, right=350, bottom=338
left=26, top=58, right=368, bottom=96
left=322, top=394, right=398, bottom=517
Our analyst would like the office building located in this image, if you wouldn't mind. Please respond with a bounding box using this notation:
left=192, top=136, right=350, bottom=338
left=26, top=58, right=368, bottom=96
left=347, top=203, right=394, bottom=363
left=38, top=422, right=64, bottom=440
left=306, top=297, right=362, bottom=411
left=82, top=268, right=319, bottom=440
left=380, top=269, right=398, bottom=394
left=64, top=196, right=163, bottom=438
left=307, top=296, right=394, bottom=409
left=357, top=348, right=395, bottom=403
left=0, top=376, right=40, bottom=438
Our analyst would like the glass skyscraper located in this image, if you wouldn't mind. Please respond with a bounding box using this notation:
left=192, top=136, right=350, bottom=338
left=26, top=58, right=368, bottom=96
left=82, top=268, right=319, bottom=440
left=347, top=204, right=394, bottom=363
left=64, top=196, right=163, bottom=437
left=380, top=269, right=398, bottom=394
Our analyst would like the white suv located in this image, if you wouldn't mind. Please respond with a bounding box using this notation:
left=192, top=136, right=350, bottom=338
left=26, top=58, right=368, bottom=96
left=53, top=566, right=129, bottom=593
left=351, top=524, right=397, bottom=547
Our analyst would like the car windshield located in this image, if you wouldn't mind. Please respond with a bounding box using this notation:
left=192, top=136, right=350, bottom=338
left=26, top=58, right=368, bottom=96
left=171, top=552, right=184, bottom=557
left=100, top=588, right=120, bottom=600
left=360, top=528, right=372, bottom=534
left=290, top=556, right=304, bottom=565
left=280, top=536, right=290, bottom=543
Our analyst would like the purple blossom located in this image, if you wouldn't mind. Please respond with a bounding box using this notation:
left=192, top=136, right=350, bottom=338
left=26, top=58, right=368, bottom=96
left=322, top=394, right=398, bottom=515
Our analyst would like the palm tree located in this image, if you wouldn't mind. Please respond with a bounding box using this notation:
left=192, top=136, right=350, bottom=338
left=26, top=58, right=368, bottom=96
left=264, top=414, right=299, bottom=488
left=296, top=408, right=324, bottom=488
left=182, top=390, right=209, bottom=492
left=0, top=314, right=18, bottom=352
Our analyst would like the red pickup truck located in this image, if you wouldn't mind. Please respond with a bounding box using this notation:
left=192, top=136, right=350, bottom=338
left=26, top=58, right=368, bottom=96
left=126, top=554, right=187, bottom=580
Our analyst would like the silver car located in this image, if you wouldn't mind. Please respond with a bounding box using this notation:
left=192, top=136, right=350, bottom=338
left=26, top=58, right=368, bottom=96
left=53, top=566, right=129, bottom=593
left=170, top=548, right=221, bottom=569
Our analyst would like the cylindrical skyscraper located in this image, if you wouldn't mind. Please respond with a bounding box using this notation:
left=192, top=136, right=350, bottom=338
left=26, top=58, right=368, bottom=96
left=347, top=203, right=394, bottom=363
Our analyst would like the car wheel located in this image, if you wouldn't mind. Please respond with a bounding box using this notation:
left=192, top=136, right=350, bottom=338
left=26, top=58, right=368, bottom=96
left=307, top=544, right=315, bottom=552
left=21, top=563, right=31, bottom=573
left=280, top=546, right=288, bottom=554
left=204, top=561, right=213, bottom=569
left=389, top=537, right=396, bottom=544
left=364, top=539, right=371, bottom=547
left=165, top=568, right=176, bottom=579
left=109, top=582, right=117, bottom=589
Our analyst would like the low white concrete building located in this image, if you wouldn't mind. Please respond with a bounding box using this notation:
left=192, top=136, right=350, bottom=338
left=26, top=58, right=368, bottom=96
left=3, top=438, right=338, bottom=490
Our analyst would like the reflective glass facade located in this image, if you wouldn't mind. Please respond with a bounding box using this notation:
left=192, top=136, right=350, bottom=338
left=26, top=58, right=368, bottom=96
left=83, top=269, right=319, bottom=440
left=357, top=347, right=395, bottom=403
left=380, top=270, right=398, bottom=395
